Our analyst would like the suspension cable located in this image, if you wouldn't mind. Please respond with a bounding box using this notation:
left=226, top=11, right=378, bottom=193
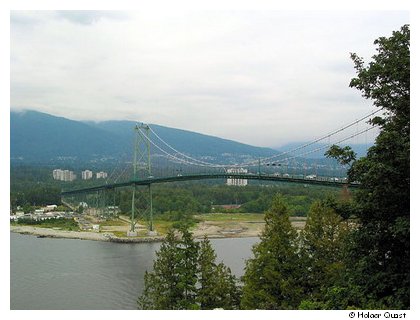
left=136, top=127, right=228, bottom=168
left=278, top=125, right=378, bottom=163
left=230, top=108, right=383, bottom=167
left=138, top=122, right=377, bottom=169
left=141, top=108, right=382, bottom=169
left=148, top=125, right=218, bottom=166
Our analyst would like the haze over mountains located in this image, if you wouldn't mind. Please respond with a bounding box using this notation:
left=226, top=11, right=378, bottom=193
left=10, top=110, right=371, bottom=165
left=10, top=110, right=276, bottom=164
left=274, top=142, right=371, bottom=159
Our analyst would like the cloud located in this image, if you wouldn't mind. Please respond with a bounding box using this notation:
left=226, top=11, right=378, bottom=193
left=10, top=10, right=409, bottom=147
left=55, top=10, right=129, bottom=25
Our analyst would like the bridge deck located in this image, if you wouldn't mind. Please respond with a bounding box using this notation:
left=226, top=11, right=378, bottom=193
left=61, top=173, right=358, bottom=195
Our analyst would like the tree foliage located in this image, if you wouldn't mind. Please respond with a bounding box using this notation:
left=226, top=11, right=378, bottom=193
left=298, top=201, right=351, bottom=308
left=138, top=228, right=240, bottom=310
left=241, top=195, right=303, bottom=309
left=10, top=163, right=340, bottom=221
left=325, top=25, right=410, bottom=309
left=240, top=196, right=353, bottom=310
left=138, top=230, right=190, bottom=309
left=324, top=145, right=356, bottom=166
left=197, top=237, right=241, bottom=309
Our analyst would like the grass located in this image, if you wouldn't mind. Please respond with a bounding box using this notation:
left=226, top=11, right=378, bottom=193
left=111, top=223, right=168, bottom=238
left=289, top=216, right=307, bottom=221
left=99, top=219, right=129, bottom=227
left=12, top=218, right=80, bottom=231
left=111, top=231, right=128, bottom=237
left=195, top=213, right=265, bottom=222
left=194, top=213, right=306, bottom=231
left=153, top=220, right=176, bottom=235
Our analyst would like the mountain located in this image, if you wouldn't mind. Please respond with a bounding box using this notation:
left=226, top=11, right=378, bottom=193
left=10, top=111, right=124, bottom=163
left=89, top=120, right=276, bottom=158
left=275, top=142, right=374, bottom=159
left=10, top=110, right=277, bottom=164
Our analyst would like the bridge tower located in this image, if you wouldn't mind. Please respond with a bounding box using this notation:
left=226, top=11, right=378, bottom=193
left=133, top=123, right=152, bottom=178
left=128, top=124, right=155, bottom=236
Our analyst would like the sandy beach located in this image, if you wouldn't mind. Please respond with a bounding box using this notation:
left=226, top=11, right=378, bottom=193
left=10, top=225, right=113, bottom=241
left=11, top=216, right=306, bottom=243
left=10, top=223, right=260, bottom=242
left=10, top=225, right=167, bottom=242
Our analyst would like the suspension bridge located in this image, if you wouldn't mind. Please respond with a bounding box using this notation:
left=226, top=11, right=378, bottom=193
left=61, top=109, right=380, bottom=236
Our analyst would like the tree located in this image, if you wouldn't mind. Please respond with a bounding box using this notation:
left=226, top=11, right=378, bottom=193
left=138, top=229, right=240, bottom=310
left=298, top=201, right=351, bottom=308
left=325, top=145, right=356, bottom=166
left=196, top=236, right=218, bottom=309
left=138, top=229, right=190, bottom=310
left=175, top=227, right=200, bottom=309
left=325, top=25, right=410, bottom=309
left=197, top=237, right=241, bottom=309
left=241, top=194, right=303, bottom=309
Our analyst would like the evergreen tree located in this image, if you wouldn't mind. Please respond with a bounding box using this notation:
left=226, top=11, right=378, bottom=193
left=325, top=25, right=410, bottom=308
left=197, top=237, right=241, bottom=309
left=298, top=201, right=351, bottom=308
left=138, top=229, right=182, bottom=309
left=241, top=194, right=302, bottom=309
left=212, top=263, right=241, bottom=309
left=197, top=236, right=219, bottom=309
left=139, top=229, right=240, bottom=310
left=175, top=227, right=200, bottom=309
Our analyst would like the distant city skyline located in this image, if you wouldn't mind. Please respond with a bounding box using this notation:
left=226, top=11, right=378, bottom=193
left=10, top=10, right=408, bottom=147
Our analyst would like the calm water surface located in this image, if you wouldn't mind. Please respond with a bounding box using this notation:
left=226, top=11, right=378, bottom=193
left=10, top=232, right=259, bottom=310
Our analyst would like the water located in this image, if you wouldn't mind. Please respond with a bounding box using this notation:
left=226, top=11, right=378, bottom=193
left=10, top=232, right=259, bottom=310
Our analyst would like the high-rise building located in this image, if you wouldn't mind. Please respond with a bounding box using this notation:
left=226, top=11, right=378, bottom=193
left=63, top=170, right=76, bottom=181
left=81, top=170, right=93, bottom=180
left=53, top=169, right=63, bottom=180
left=96, top=171, right=108, bottom=179
left=52, top=169, right=76, bottom=181
left=226, top=168, right=248, bottom=186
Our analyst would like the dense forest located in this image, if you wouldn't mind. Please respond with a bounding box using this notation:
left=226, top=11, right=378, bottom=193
left=10, top=164, right=341, bottom=218
left=138, top=25, right=410, bottom=310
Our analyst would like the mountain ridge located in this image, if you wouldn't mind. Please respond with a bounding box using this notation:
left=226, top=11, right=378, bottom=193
left=10, top=110, right=277, bottom=164
left=10, top=110, right=372, bottom=165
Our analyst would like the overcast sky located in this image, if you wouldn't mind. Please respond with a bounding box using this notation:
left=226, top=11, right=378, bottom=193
left=10, top=10, right=409, bottom=147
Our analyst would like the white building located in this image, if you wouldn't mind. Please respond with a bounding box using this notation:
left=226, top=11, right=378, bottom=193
left=53, top=169, right=63, bottom=180
left=53, top=169, right=76, bottom=181
left=226, top=168, right=248, bottom=186
left=81, top=170, right=93, bottom=180
left=96, top=171, right=108, bottom=179
left=34, top=209, right=44, bottom=215
left=64, top=170, right=76, bottom=181
left=79, top=202, right=88, bottom=208
left=44, top=205, right=57, bottom=212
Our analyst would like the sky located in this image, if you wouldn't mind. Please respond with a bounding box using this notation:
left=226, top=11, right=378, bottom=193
left=10, top=10, right=409, bottom=147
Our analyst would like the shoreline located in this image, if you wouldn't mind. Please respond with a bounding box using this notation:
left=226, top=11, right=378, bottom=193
left=10, top=216, right=305, bottom=243
left=10, top=225, right=262, bottom=243
left=10, top=226, right=165, bottom=243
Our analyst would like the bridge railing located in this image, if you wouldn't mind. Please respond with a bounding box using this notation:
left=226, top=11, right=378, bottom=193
left=61, top=171, right=357, bottom=196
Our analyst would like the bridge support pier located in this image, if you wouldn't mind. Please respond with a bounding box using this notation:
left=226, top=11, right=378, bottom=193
left=147, top=184, right=157, bottom=236
left=127, top=231, right=138, bottom=237
left=148, top=184, right=153, bottom=232
left=128, top=184, right=137, bottom=237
